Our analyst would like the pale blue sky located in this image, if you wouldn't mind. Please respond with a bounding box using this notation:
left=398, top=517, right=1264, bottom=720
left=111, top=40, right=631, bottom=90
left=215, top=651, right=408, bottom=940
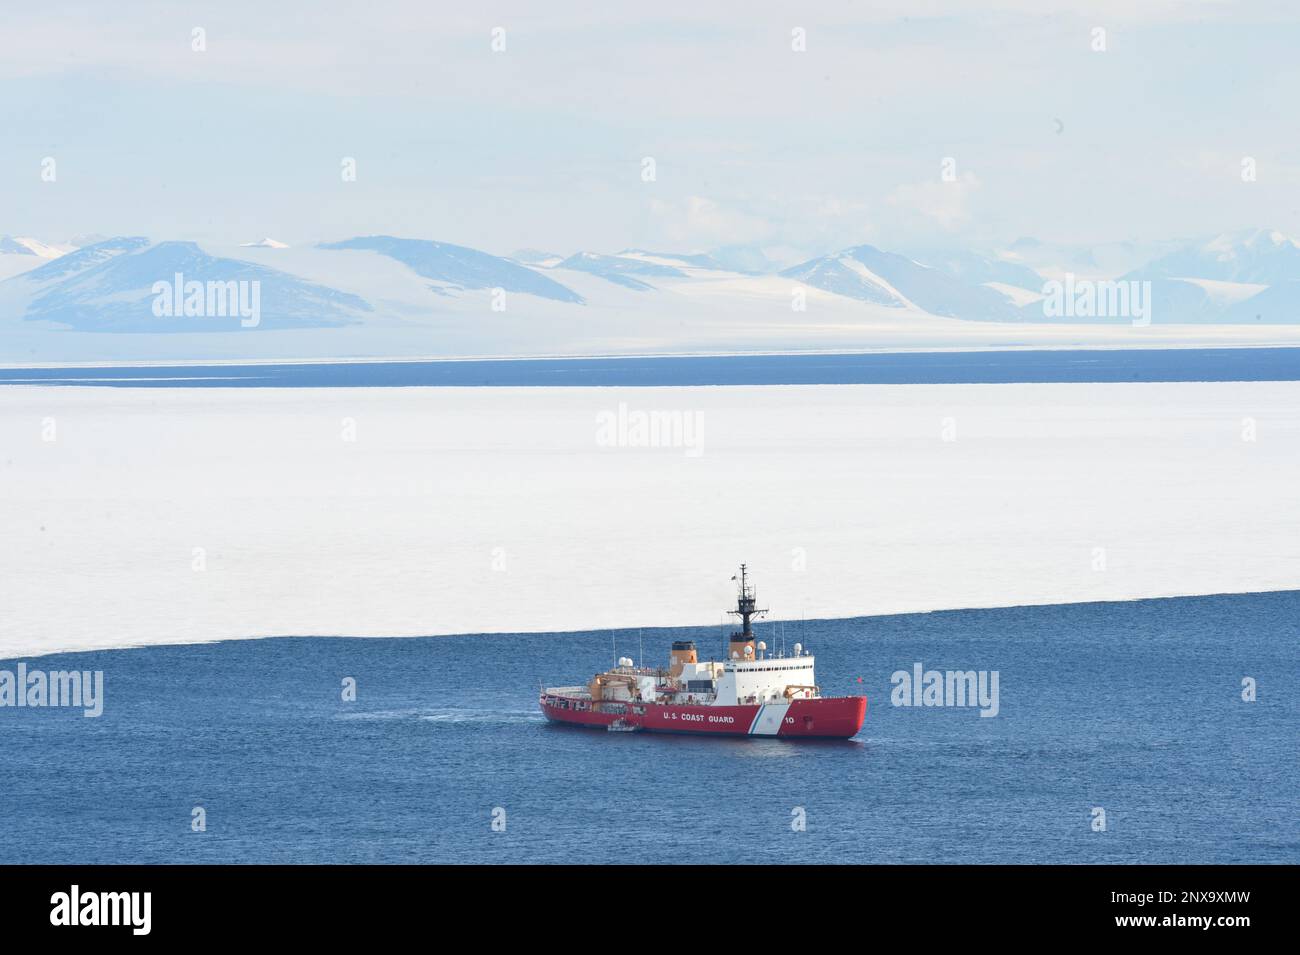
left=2, top=0, right=1298, bottom=262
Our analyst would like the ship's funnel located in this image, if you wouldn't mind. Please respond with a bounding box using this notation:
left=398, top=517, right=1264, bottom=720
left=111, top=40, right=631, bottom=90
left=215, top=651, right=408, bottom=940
left=669, top=640, right=697, bottom=679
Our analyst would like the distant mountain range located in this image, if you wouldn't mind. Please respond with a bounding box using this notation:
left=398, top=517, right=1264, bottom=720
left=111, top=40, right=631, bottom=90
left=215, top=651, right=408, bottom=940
left=3, top=229, right=1300, bottom=337
left=319, top=235, right=584, bottom=303
left=1129, top=229, right=1300, bottom=284
left=1, top=238, right=369, bottom=331
left=780, top=245, right=1029, bottom=320
left=0, top=235, right=75, bottom=259
left=1119, top=229, right=1300, bottom=324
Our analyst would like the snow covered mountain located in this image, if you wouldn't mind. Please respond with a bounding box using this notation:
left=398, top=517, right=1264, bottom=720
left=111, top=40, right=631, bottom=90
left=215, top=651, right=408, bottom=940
left=780, top=248, right=903, bottom=306
left=1132, top=229, right=1300, bottom=285
left=910, top=249, right=1044, bottom=292
left=525, top=248, right=736, bottom=291
left=781, top=245, right=1025, bottom=320
left=0, top=235, right=73, bottom=259
left=616, top=249, right=729, bottom=271
left=1118, top=230, right=1300, bottom=324
left=319, top=236, right=583, bottom=303
left=12, top=236, right=148, bottom=279
left=999, top=236, right=1179, bottom=283
left=0, top=235, right=79, bottom=281
left=509, top=249, right=565, bottom=268
left=553, top=251, right=688, bottom=290
left=2, top=238, right=369, bottom=331
left=3, top=229, right=1300, bottom=362
left=0, top=235, right=83, bottom=283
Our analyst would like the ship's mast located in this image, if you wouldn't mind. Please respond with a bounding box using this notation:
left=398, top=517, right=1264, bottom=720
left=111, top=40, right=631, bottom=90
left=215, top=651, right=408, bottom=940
left=727, top=563, right=768, bottom=640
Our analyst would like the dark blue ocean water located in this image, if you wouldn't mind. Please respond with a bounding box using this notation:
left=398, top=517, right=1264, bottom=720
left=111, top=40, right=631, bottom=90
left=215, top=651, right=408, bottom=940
left=4, top=346, right=1300, bottom=388
left=1, top=592, right=1295, bottom=864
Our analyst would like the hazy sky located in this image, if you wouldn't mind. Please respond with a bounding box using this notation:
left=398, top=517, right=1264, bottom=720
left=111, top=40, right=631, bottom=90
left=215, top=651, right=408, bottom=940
left=3, top=0, right=1298, bottom=261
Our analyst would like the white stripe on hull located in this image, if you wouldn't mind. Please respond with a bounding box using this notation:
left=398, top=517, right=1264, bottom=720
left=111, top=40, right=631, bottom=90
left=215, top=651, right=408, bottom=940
left=748, top=702, right=791, bottom=736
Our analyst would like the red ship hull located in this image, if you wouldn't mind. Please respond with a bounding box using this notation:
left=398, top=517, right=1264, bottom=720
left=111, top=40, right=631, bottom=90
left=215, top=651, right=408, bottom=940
left=540, top=693, right=866, bottom=739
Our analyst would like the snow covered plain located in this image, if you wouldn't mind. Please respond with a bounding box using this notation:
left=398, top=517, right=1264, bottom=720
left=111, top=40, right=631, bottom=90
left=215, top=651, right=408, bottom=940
left=3, top=381, right=1299, bottom=659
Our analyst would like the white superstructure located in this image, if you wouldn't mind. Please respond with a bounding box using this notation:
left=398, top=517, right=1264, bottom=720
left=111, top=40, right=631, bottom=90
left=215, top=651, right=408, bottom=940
left=714, top=652, right=817, bottom=705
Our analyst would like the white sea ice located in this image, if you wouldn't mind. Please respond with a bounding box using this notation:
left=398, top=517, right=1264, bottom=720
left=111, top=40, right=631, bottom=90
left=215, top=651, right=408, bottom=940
left=1, top=381, right=1297, bottom=658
